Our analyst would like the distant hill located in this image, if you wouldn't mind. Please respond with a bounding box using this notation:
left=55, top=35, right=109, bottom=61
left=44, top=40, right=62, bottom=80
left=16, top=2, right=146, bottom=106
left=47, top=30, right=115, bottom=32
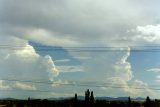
left=95, top=97, right=145, bottom=101
left=0, top=96, right=145, bottom=101
left=134, top=97, right=145, bottom=101
left=77, top=96, right=145, bottom=101
left=0, top=98, right=17, bottom=100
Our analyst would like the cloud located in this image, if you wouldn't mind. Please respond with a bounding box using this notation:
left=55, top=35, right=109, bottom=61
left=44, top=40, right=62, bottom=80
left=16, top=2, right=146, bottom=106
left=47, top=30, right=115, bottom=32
left=147, top=68, right=160, bottom=73
left=0, top=0, right=157, bottom=47
left=113, top=48, right=132, bottom=81
left=0, top=80, right=10, bottom=90
left=128, top=80, right=156, bottom=98
left=74, top=47, right=133, bottom=83
left=57, top=65, right=84, bottom=73
left=51, top=79, right=69, bottom=87
left=133, top=24, right=160, bottom=43
left=0, top=37, right=59, bottom=80
left=14, top=82, right=36, bottom=91
left=0, top=36, right=60, bottom=97
left=43, top=55, right=59, bottom=78
left=155, top=76, right=160, bottom=83
left=54, top=59, right=71, bottom=63
left=100, top=78, right=156, bottom=98
left=156, top=75, right=160, bottom=79
left=0, top=0, right=160, bottom=98
left=147, top=68, right=160, bottom=85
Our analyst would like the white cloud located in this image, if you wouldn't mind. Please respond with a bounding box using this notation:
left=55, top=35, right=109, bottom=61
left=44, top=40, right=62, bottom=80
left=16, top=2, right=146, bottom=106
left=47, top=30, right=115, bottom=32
left=14, top=82, right=36, bottom=90
left=0, top=37, right=59, bottom=80
left=100, top=78, right=156, bottom=98
left=72, top=47, right=133, bottom=82
left=0, top=80, right=10, bottom=90
left=73, top=56, right=91, bottom=60
left=128, top=80, right=156, bottom=98
left=57, top=65, right=84, bottom=73
left=113, top=48, right=132, bottom=81
left=124, top=24, right=160, bottom=45
left=23, top=28, right=79, bottom=47
left=147, top=68, right=160, bottom=85
left=134, top=24, right=160, bottom=43
left=54, top=59, right=71, bottom=63
left=156, top=75, right=160, bottom=79
left=0, top=36, right=59, bottom=97
left=43, top=55, right=59, bottom=78
left=147, top=68, right=160, bottom=73
left=51, top=79, right=69, bottom=87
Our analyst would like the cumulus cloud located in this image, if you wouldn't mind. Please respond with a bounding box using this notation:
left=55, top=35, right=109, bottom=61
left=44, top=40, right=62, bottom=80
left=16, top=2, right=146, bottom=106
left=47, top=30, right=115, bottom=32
left=131, top=24, right=160, bottom=43
left=0, top=37, right=59, bottom=80
left=129, top=80, right=156, bottom=98
left=43, top=55, right=59, bottom=78
left=73, top=47, right=133, bottom=83
left=113, top=48, right=132, bottom=81
left=100, top=78, right=156, bottom=98
left=0, top=36, right=59, bottom=97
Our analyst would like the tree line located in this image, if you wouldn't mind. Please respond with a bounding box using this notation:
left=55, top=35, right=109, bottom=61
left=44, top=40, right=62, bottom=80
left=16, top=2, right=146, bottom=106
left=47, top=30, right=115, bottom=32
left=0, top=89, right=160, bottom=107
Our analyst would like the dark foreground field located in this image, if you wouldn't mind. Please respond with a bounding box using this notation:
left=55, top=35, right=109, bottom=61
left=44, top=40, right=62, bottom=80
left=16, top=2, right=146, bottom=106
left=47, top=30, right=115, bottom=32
left=0, top=96, right=160, bottom=107
left=0, top=90, right=159, bottom=107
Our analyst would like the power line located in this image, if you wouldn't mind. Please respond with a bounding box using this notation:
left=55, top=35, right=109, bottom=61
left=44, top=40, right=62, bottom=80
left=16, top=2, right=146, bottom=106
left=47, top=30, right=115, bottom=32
left=1, top=45, right=160, bottom=52
left=1, top=45, right=160, bottom=49
left=1, top=48, right=160, bottom=53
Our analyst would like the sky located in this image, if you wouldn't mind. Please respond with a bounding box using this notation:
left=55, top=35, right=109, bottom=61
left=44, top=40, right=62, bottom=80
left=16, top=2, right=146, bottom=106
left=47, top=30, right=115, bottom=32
left=1, top=0, right=160, bottom=99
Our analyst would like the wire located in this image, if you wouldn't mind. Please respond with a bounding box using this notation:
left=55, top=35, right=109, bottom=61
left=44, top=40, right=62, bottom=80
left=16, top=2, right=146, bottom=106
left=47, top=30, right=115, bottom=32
left=1, top=45, right=160, bottom=52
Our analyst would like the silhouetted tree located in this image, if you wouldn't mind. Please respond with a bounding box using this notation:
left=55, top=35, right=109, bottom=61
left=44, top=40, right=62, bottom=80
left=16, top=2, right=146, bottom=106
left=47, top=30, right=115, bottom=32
left=3, top=90, right=160, bottom=107
left=85, top=89, right=90, bottom=102
left=85, top=89, right=90, bottom=107
left=90, top=91, right=94, bottom=106
left=128, top=96, right=131, bottom=107
left=75, top=93, right=78, bottom=101
left=74, top=93, right=78, bottom=107
left=145, top=96, right=151, bottom=107
left=146, top=96, right=151, bottom=102
left=27, top=97, right=31, bottom=107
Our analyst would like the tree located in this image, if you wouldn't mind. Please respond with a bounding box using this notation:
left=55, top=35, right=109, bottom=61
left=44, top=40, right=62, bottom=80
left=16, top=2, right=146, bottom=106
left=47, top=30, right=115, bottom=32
left=85, top=89, right=90, bottom=102
left=145, top=96, right=151, bottom=107
left=75, top=93, right=78, bottom=101
left=128, top=96, right=131, bottom=107
left=85, top=89, right=90, bottom=107
left=90, top=91, right=94, bottom=105
left=74, top=93, right=78, bottom=107
left=146, top=96, right=151, bottom=103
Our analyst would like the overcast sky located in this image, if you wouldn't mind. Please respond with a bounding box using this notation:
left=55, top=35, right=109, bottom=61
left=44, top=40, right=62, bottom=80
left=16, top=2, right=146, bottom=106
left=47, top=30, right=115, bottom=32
left=1, top=0, right=160, bottom=99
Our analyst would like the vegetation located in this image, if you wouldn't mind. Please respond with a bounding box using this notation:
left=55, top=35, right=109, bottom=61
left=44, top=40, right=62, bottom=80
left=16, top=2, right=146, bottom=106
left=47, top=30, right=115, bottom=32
left=0, top=89, right=160, bottom=107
